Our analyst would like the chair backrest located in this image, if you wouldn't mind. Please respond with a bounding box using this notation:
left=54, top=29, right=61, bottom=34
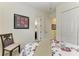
left=0, top=33, right=14, bottom=48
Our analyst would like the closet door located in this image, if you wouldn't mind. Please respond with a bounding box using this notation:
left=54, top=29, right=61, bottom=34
left=61, top=7, right=78, bottom=45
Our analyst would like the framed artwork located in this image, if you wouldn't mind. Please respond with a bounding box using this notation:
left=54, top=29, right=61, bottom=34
left=14, top=14, right=29, bottom=29
left=51, top=24, right=56, bottom=30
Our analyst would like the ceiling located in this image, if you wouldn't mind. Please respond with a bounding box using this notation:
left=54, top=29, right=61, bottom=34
left=25, top=2, right=60, bottom=14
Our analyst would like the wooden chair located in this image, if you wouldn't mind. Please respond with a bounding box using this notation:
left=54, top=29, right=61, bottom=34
left=0, top=33, right=20, bottom=56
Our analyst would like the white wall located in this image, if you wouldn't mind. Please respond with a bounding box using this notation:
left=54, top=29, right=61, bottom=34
left=0, top=2, right=47, bottom=50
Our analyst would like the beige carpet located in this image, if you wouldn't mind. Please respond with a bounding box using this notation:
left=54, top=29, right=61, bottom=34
left=34, top=39, right=52, bottom=56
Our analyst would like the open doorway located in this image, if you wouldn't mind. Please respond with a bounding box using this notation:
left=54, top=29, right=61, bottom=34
left=50, top=17, right=56, bottom=39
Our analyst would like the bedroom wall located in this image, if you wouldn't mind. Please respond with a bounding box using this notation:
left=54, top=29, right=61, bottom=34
left=0, top=2, right=47, bottom=50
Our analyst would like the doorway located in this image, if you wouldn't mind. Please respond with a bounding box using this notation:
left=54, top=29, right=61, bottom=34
left=50, top=17, right=56, bottom=39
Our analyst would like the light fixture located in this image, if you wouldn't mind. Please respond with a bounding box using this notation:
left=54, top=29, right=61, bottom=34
left=35, top=20, right=37, bottom=26
left=35, top=20, right=37, bottom=31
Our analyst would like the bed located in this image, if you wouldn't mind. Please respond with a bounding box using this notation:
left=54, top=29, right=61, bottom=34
left=20, top=41, right=39, bottom=56
left=51, top=39, right=79, bottom=56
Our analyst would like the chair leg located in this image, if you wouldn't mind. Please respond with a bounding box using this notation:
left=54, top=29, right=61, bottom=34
left=2, top=49, right=5, bottom=56
left=10, top=51, right=12, bottom=56
left=18, top=45, right=20, bottom=53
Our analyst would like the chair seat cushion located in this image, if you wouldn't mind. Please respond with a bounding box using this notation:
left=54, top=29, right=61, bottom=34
left=4, top=43, right=20, bottom=51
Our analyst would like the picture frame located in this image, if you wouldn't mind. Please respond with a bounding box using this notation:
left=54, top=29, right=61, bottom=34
left=51, top=24, right=56, bottom=30
left=14, top=14, right=29, bottom=29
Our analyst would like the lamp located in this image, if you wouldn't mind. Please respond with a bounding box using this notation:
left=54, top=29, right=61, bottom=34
left=35, top=20, right=37, bottom=31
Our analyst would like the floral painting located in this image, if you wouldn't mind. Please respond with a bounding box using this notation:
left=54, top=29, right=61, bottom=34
left=14, top=14, right=29, bottom=29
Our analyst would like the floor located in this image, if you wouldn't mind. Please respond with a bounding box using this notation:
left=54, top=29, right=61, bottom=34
left=34, top=39, right=52, bottom=56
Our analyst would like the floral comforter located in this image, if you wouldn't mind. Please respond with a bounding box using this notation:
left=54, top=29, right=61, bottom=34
left=20, top=42, right=39, bottom=56
left=51, top=39, right=79, bottom=56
